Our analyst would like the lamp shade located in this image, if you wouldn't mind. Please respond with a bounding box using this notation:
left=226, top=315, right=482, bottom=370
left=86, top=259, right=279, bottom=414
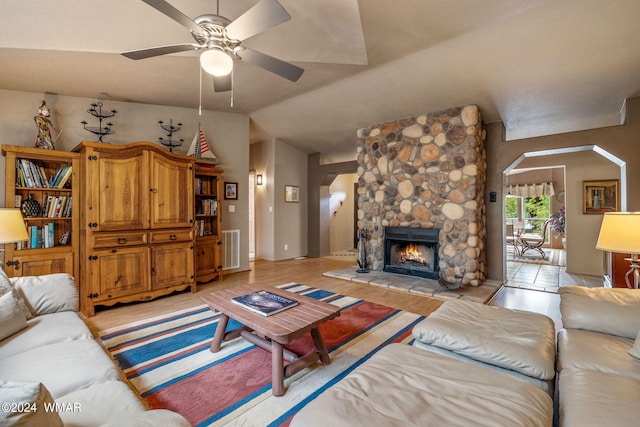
left=200, top=49, right=233, bottom=76
left=596, top=212, right=640, bottom=254
left=0, top=209, right=28, bottom=244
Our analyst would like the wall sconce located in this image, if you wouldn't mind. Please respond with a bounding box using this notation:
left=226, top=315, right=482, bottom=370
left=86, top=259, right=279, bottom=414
left=256, top=174, right=263, bottom=185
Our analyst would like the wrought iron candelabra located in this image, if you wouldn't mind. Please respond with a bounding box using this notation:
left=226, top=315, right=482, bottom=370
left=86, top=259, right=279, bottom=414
left=157, top=119, right=184, bottom=152
left=81, top=102, right=117, bottom=143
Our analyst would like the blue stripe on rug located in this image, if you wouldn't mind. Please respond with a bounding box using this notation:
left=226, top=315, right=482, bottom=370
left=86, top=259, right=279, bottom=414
left=116, top=317, right=245, bottom=372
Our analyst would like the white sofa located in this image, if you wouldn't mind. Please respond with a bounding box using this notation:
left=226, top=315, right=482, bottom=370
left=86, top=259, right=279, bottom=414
left=557, top=285, right=640, bottom=427
left=0, top=271, right=191, bottom=426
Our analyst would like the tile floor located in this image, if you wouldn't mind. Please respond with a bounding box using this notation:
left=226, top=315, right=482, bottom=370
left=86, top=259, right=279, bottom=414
left=506, top=248, right=603, bottom=292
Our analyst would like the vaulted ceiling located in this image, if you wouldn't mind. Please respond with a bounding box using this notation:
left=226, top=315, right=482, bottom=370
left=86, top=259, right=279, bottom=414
left=2, top=0, right=639, bottom=161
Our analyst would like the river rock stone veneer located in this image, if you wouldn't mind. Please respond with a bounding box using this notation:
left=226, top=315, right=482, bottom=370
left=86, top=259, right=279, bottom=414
left=356, top=105, right=487, bottom=285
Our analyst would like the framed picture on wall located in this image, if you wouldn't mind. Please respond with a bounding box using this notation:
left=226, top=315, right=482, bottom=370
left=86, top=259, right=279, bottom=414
left=583, top=179, right=619, bottom=214
left=285, top=185, right=300, bottom=203
left=224, top=182, right=238, bottom=200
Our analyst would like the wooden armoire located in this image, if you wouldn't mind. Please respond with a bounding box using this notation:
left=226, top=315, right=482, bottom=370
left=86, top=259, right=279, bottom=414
left=73, top=141, right=196, bottom=316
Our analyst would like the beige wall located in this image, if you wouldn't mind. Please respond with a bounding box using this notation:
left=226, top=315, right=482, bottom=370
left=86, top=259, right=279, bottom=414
left=250, top=139, right=308, bottom=260
left=486, top=96, right=640, bottom=282
left=329, top=173, right=358, bottom=252
left=0, top=89, right=251, bottom=273
left=250, top=140, right=275, bottom=261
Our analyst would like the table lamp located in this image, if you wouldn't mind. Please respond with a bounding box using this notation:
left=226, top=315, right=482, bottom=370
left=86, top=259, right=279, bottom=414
left=0, top=209, right=29, bottom=270
left=596, top=212, right=640, bottom=289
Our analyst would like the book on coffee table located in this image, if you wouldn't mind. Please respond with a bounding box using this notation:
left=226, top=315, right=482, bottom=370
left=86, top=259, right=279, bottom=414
left=231, top=290, right=298, bottom=316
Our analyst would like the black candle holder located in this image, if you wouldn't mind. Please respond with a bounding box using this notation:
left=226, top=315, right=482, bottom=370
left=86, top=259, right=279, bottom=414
left=81, top=102, right=117, bottom=143
left=158, top=119, right=184, bottom=152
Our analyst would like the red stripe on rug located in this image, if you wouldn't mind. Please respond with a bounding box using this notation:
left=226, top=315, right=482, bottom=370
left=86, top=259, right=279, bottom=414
left=285, top=300, right=396, bottom=356
left=145, top=347, right=273, bottom=426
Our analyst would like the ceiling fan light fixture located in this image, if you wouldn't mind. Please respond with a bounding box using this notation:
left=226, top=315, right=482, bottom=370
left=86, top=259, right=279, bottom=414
left=200, top=48, right=233, bottom=76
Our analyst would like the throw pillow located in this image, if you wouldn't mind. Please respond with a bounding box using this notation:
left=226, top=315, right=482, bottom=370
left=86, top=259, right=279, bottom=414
left=0, top=267, right=32, bottom=320
left=0, top=291, right=28, bottom=341
left=630, top=329, right=640, bottom=360
left=0, top=380, right=63, bottom=427
left=12, top=273, right=79, bottom=316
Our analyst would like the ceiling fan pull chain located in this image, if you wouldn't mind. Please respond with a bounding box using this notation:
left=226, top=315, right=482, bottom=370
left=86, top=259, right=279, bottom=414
left=231, top=69, right=234, bottom=108
left=199, top=66, right=203, bottom=116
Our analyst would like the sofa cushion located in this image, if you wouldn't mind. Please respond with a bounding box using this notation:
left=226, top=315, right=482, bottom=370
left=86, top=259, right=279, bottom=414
left=291, top=343, right=553, bottom=427
left=0, top=311, right=94, bottom=359
left=412, top=299, right=556, bottom=381
left=57, top=381, right=193, bottom=427
left=11, top=273, right=78, bottom=316
left=557, top=329, right=640, bottom=380
left=0, top=339, right=121, bottom=398
left=55, top=381, right=145, bottom=426
left=0, top=267, right=32, bottom=320
left=559, top=369, right=640, bottom=427
left=0, top=291, right=28, bottom=341
left=0, top=380, right=63, bottom=427
left=559, top=285, right=640, bottom=339
left=412, top=340, right=554, bottom=394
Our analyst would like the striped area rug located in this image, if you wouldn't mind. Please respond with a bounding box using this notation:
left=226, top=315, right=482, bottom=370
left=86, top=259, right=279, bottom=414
left=99, top=283, right=425, bottom=427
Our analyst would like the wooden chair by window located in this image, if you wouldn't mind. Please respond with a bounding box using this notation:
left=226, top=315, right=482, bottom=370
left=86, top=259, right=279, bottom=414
left=519, top=220, right=551, bottom=259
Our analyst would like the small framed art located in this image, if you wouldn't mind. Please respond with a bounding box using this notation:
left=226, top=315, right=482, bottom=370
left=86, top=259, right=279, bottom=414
left=285, top=185, right=300, bottom=203
left=583, top=179, right=619, bottom=214
left=224, top=182, right=238, bottom=200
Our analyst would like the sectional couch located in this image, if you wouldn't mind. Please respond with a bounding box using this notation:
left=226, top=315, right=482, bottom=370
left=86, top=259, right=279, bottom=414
left=293, top=286, right=640, bottom=426
left=0, top=270, right=191, bottom=426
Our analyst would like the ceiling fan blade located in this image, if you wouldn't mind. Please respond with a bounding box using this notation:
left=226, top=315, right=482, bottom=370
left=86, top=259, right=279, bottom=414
left=225, top=0, right=291, bottom=41
left=141, top=0, right=202, bottom=35
left=121, top=44, right=201, bottom=60
left=213, top=74, right=232, bottom=92
left=241, top=48, right=304, bottom=82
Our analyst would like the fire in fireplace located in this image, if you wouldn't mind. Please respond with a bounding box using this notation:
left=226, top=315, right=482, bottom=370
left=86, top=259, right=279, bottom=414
left=384, top=226, right=439, bottom=279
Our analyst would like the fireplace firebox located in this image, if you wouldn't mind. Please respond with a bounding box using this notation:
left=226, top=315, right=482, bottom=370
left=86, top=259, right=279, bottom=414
left=383, top=226, right=439, bottom=279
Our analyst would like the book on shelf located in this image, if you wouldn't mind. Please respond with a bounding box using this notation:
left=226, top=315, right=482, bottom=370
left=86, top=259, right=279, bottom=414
left=231, top=290, right=298, bottom=316
left=16, top=160, right=72, bottom=189
left=52, top=166, right=72, bottom=188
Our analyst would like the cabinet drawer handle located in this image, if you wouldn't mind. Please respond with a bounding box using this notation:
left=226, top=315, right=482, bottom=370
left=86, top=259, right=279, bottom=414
left=150, top=188, right=158, bottom=193
left=117, top=237, right=127, bottom=244
left=169, top=234, right=177, bottom=240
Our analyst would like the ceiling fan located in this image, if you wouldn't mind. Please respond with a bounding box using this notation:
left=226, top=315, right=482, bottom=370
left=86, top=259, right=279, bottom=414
left=122, top=0, right=304, bottom=92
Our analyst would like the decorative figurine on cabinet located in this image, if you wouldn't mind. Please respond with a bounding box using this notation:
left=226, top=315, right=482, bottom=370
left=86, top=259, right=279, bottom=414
left=34, top=100, right=61, bottom=150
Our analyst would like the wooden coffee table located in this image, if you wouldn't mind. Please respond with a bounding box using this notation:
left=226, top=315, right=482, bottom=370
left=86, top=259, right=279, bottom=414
left=201, top=284, right=341, bottom=396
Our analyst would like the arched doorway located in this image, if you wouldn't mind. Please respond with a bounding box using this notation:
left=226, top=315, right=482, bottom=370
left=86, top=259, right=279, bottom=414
left=502, top=145, right=626, bottom=281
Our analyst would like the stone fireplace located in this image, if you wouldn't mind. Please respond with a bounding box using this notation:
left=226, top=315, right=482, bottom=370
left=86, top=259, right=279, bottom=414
left=356, top=105, right=487, bottom=286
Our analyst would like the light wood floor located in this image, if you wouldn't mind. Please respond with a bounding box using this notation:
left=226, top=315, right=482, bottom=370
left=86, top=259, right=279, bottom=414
left=84, top=257, right=446, bottom=334
left=85, top=257, right=565, bottom=335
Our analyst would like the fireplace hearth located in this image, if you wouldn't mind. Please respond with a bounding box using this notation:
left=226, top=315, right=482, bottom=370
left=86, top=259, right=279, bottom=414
left=384, top=226, right=439, bottom=279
